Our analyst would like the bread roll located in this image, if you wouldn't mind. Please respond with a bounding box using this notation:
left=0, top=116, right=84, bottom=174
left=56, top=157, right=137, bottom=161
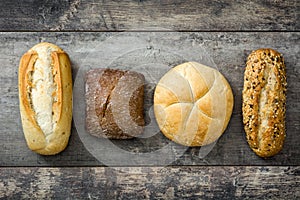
left=243, top=48, right=287, bottom=158
left=19, top=42, right=72, bottom=155
left=154, top=62, right=234, bottom=146
left=85, top=68, right=145, bottom=139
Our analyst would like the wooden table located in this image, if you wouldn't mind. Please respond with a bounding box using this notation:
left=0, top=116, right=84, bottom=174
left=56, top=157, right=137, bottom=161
left=1, top=1, right=299, bottom=199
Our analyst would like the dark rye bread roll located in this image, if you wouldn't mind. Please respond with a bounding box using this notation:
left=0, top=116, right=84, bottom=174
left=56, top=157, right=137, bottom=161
left=85, top=68, right=145, bottom=139
left=242, top=48, right=287, bottom=158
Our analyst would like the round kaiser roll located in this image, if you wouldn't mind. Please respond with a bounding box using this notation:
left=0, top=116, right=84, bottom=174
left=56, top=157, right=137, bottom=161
left=154, top=62, right=234, bottom=146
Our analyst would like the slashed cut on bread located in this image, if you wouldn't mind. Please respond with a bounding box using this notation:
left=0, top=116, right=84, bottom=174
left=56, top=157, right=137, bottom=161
left=19, top=42, right=72, bottom=155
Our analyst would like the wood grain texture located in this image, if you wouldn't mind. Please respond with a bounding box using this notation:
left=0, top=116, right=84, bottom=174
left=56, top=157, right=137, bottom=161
left=1, top=1, right=299, bottom=197
left=0, top=166, right=299, bottom=199
left=0, top=32, right=299, bottom=167
left=0, top=0, right=299, bottom=31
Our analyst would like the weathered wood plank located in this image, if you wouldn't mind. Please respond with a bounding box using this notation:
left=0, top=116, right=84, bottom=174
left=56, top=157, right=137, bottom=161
left=0, top=32, right=299, bottom=166
left=0, top=0, right=299, bottom=31
left=0, top=166, right=299, bottom=199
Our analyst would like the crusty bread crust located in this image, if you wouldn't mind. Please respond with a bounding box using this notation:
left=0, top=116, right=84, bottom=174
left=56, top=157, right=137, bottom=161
left=19, top=42, right=72, bottom=155
left=154, top=62, right=234, bottom=147
left=85, top=68, right=145, bottom=139
left=243, top=48, right=287, bottom=158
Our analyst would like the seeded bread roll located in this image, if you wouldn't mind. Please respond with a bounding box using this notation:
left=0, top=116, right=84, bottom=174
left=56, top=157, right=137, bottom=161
left=242, top=48, right=287, bottom=158
left=85, top=68, right=145, bottom=139
left=19, top=42, right=72, bottom=155
left=154, top=62, right=234, bottom=147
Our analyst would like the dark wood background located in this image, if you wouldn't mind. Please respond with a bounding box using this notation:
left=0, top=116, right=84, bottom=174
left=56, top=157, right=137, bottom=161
left=0, top=0, right=299, bottom=199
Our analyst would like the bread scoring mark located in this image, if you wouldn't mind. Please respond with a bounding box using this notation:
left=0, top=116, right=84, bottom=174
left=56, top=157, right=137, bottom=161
left=189, top=62, right=213, bottom=99
left=176, top=67, right=196, bottom=102
left=51, top=52, right=63, bottom=128
left=154, top=85, right=182, bottom=109
left=29, top=45, right=60, bottom=138
left=164, top=103, right=193, bottom=144
left=96, top=69, right=124, bottom=124
left=26, top=60, right=36, bottom=115
left=20, top=53, right=40, bottom=130
left=164, top=102, right=193, bottom=109
left=257, top=63, right=270, bottom=147
left=176, top=63, right=215, bottom=118
left=195, top=103, right=213, bottom=120
left=102, top=92, right=111, bottom=118
left=101, top=83, right=116, bottom=119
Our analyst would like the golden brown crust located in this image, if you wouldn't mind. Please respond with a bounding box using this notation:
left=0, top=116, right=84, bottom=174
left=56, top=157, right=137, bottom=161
left=242, top=48, right=286, bottom=158
left=19, top=42, right=72, bottom=155
left=154, top=62, right=234, bottom=147
left=19, top=52, right=47, bottom=150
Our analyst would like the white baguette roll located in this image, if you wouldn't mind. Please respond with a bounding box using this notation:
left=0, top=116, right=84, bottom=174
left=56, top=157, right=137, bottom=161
left=19, top=42, right=72, bottom=155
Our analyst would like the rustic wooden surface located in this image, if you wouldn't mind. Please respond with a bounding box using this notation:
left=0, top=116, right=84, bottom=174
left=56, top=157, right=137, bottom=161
left=1, top=32, right=299, bottom=166
left=0, top=0, right=299, bottom=199
left=1, top=166, right=299, bottom=199
left=0, top=0, right=299, bottom=31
